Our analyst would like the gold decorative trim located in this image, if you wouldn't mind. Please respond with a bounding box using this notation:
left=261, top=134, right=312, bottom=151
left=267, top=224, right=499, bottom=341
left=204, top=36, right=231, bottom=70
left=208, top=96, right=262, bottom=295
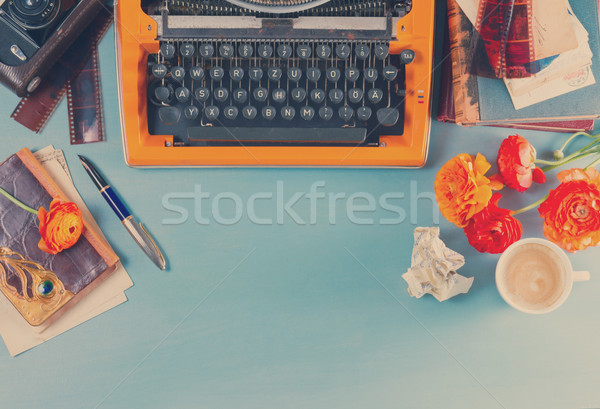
left=0, top=247, right=73, bottom=326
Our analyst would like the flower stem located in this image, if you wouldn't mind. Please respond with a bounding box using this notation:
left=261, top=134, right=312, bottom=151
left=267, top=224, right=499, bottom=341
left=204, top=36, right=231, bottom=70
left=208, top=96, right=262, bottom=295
left=0, top=187, right=38, bottom=215
left=512, top=194, right=549, bottom=216
left=584, top=156, right=600, bottom=170
left=539, top=149, right=600, bottom=172
left=558, top=131, right=600, bottom=153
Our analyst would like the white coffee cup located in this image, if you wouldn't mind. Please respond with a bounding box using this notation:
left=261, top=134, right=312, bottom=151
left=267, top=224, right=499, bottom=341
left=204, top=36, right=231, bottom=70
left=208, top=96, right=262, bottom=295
left=495, top=238, right=590, bottom=314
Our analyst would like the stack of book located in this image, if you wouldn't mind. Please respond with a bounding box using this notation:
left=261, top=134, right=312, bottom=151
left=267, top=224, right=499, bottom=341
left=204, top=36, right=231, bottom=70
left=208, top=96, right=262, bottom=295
left=439, top=0, right=600, bottom=132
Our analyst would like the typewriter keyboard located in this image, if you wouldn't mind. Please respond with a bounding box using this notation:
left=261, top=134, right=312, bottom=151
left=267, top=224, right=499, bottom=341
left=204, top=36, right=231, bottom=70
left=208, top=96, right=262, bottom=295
left=147, top=40, right=413, bottom=146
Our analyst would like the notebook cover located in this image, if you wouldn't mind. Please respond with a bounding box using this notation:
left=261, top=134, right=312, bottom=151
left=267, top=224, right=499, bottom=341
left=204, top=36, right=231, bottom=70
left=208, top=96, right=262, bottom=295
left=475, top=0, right=600, bottom=123
left=0, top=148, right=119, bottom=326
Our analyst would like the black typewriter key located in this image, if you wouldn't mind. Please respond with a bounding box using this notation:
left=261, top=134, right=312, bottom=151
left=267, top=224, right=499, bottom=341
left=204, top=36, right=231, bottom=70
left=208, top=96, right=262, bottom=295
left=296, top=44, right=311, bottom=59
left=310, top=88, right=325, bottom=104
left=158, top=106, right=181, bottom=125
left=242, top=105, right=258, bottom=120
left=209, top=67, right=225, bottom=81
left=189, top=66, right=205, bottom=81
left=258, top=44, right=274, bottom=58
left=154, top=85, right=173, bottom=104
left=267, top=67, right=283, bottom=82
left=160, top=43, right=176, bottom=59
left=367, top=88, right=383, bottom=104
left=307, top=67, right=321, bottom=83
left=383, top=66, right=398, bottom=81
left=291, top=87, right=306, bottom=102
left=287, top=67, right=302, bottom=82
left=338, top=105, right=354, bottom=121
left=194, top=87, right=210, bottom=102
left=355, top=44, right=370, bottom=60
left=328, top=89, right=344, bottom=104
left=151, top=63, right=168, bottom=79
left=175, top=87, right=191, bottom=103
left=180, top=43, right=196, bottom=58
left=377, top=107, right=400, bottom=126
left=171, top=66, right=186, bottom=82
left=253, top=87, right=268, bottom=102
left=400, top=49, right=415, bottom=64
left=262, top=106, right=276, bottom=120
left=218, top=43, right=234, bottom=58
left=214, top=87, right=229, bottom=102
left=238, top=43, right=254, bottom=58
left=199, top=44, right=214, bottom=58
left=364, top=67, right=378, bottom=83
left=357, top=106, right=372, bottom=121
left=281, top=106, right=295, bottom=120
left=374, top=44, right=389, bottom=60
left=345, top=66, right=360, bottom=82
left=335, top=44, right=351, bottom=59
left=204, top=105, right=220, bottom=120
left=224, top=106, right=239, bottom=120
left=249, top=67, right=263, bottom=82
left=277, top=44, right=292, bottom=59
left=300, top=106, right=315, bottom=121
left=272, top=88, right=286, bottom=104
left=184, top=106, right=200, bottom=120
left=316, top=44, right=331, bottom=60
left=319, top=106, right=333, bottom=120
left=348, top=88, right=363, bottom=104
left=230, top=66, right=244, bottom=82
left=326, top=67, right=341, bottom=83
left=233, top=89, right=248, bottom=104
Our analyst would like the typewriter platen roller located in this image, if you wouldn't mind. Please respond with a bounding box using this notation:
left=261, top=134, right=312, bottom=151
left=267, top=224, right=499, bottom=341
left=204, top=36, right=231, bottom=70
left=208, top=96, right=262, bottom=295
left=116, top=0, right=435, bottom=167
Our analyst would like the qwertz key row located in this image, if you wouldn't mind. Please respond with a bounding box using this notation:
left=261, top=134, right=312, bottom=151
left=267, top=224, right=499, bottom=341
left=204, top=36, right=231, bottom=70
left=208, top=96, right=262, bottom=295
left=147, top=40, right=414, bottom=146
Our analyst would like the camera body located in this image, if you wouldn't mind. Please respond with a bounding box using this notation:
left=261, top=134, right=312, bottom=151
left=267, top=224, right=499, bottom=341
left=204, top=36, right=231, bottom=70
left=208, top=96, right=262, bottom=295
left=0, top=0, right=109, bottom=96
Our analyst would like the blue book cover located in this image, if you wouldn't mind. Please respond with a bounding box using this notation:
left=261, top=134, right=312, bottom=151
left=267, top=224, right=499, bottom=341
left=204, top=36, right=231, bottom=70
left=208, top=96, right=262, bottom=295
left=474, top=0, right=600, bottom=123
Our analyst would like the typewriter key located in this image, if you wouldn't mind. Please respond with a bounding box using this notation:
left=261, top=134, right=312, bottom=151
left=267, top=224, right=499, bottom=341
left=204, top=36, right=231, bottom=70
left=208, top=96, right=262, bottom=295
left=316, top=44, right=332, bottom=59
left=189, top=66, right=205, bottom=81
left=214, top=88, right=229, bottom=102
left=345, top=67, right=360, bottom=82
left=287, top=67, right=302, bottom=82
left=348, top=88, right=363, bottom=104
left=297, top=44, right=311, bottom=59
left=242, top=106, right=258, bottom=120
left=253, top=87, right=268, bottom=102
left=357, top=106, right=372, bottom=121
left=300, top=106, right=315, bottom=120
left=335, top=44, right=350, bottom=59
left=307, top=67, right=321, bottom=83
left=400, top=49, right=415, bottom=64
left=230, top=67, right=244, bottom=82
left=258, top=44, right=274, bottom=58
left=233, top=89, right=248, bottom=104
left=175, top=87, right=191, bottom=103
left=224, top=106, right=239, bottom=120
left=272, top=88, right=286, bottom=104
left=267, top=67, right=283, bottom=82
left=218, top=43, right=234, bottom=58
left=184, top=106, right=199, bottom=120
left=262, top=106, right=276, bottom=120
left=281, top=106, right=296, bottom=120
left=383, top=66, right=398, bottom=81
left=151, top=64, right=167, bottom=79
left=310, top=88, right=325, bottom=103
left=374, top=44, right=389, bottom=60
left=239, top=43, right=254, bottom=58
left=291, top=88, right=306, bottom=102
left=171, top=66, right=185, bottom=82
left=209, top=67, right=225, bottom=81
left=180, top=43, right=196, bottom=58
left=160, top=43, right=176, bottom=59
left=355, top=44, right=370, bottom=60
left=277, top=44, right=292, bottom=59
left=329, top=89, right=343, bottom=104
left=204, top=105, right=220, bottom=120
left=326, top=67, right=341, bottom=82
left=367, top=88, right=383, bottom=104
left=194, top=87, right=210, bottom=102
left=338, top=105, right=354, bottom=121
left=319, top=106, right=333, bottom=120
left=364, top=68, right=378, bottom=83
left=249, top=67, right=263, bottom=82
left=199, top=44, right=215, bottom=58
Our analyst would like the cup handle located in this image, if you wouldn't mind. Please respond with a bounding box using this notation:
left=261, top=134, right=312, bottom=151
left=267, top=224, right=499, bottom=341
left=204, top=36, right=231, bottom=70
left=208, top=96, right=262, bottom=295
left=573, top=270, right=590, bottom=282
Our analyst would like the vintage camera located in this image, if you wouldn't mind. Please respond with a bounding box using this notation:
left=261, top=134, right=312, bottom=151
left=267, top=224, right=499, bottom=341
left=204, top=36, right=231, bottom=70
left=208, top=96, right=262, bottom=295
left=0, top=0, right=109, bottom=96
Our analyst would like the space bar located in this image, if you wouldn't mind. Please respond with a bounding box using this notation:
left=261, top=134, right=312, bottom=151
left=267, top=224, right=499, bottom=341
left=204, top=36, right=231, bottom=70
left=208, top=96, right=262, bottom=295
left=187, top=127, right=366, bottom=144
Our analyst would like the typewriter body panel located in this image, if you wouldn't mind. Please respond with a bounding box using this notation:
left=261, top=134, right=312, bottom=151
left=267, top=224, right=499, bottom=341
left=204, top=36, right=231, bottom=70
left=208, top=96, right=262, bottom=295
left=115, top=0, right=435, bottom=167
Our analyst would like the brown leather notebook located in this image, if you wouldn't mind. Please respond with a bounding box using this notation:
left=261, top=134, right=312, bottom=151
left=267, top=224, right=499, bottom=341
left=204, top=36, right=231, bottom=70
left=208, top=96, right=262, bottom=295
left=0, top=148, right=119, bottom=326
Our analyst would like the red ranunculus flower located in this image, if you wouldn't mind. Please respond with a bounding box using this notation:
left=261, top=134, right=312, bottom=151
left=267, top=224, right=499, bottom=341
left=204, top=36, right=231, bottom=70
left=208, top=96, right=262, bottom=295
left=538, top=168, right=600, bottom=252
left=496, top=134, right=546, bottom=192
left=463, top=193, right=523, bottom=254
left=38, top=198, right=84, bottom=255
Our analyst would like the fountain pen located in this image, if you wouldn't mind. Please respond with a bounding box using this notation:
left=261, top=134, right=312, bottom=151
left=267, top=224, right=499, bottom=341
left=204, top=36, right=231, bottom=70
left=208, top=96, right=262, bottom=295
left=78, top=155, right=166, bottom=270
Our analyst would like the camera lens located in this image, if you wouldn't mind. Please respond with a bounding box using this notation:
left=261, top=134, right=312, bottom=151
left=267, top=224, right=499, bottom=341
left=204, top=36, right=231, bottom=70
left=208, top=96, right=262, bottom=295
left=8, top=0, right=61, bottom=29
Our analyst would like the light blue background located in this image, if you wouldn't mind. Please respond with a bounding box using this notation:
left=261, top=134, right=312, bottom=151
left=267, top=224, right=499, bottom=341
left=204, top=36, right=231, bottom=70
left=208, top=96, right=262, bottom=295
left=1, top=6, right=600, bottom=409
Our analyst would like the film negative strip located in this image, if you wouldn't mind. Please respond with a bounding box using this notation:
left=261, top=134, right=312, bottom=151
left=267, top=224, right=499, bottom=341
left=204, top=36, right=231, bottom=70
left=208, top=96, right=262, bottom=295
left=11, top=7, right=113, bottom=143
left=475, top=0, right=535, bottom=79
left=67, top=47, right=105, bottom=144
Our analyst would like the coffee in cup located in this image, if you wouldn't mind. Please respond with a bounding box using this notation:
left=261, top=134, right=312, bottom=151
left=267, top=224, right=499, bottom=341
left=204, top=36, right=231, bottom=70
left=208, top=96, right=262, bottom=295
left=496, top=238, right=590, bottom=314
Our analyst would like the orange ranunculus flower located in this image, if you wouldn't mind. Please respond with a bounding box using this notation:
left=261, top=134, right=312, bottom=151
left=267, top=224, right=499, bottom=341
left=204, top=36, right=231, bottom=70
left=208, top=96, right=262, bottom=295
left=38, top=198, right=84, bottom=255
left=538, top=168, right=600, bottom=252
left=496, top=134, right=546, bottom=192
left=435, top=153, right=502, bottom=228
left=463, top=193, right=522, bottom=254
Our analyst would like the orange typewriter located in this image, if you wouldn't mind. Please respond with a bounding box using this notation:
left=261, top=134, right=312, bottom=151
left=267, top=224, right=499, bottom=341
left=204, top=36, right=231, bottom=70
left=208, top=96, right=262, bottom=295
left=115, top=0, right=435, bottom=167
